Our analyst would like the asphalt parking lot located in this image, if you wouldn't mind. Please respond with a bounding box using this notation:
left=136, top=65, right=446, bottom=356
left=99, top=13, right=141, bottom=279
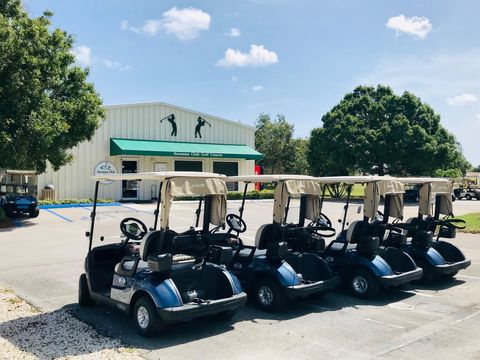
left=0, top=199, right=479, bottom=359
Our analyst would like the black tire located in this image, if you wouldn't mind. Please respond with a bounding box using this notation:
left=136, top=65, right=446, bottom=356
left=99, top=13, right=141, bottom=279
left=29, top=208, right=40, bottom=218
left=349, top=268, right=380, bottom=299
left=78, top=273, right=95, bottom=307
left=252, top=277, right=287, bottom=312
left=465, top=194, right=472, bottom=200
left=444, top=270, right=458, bottom=279
left=133, top=296, right=166, bottom=337
left=413, top=258, right=435, bottom=284
left=215, top=309, right=237, bottom=321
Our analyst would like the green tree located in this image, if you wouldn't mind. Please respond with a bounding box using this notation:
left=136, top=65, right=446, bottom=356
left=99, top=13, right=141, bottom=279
left=290, top=138, right=310, bottom=175
left=255, top=113, right=296, bottom=174
left=433, top=168, right=463, bottom=179
left=308, top=85, right=470, bottom=176
left=0, top=0, right=104, bottom=173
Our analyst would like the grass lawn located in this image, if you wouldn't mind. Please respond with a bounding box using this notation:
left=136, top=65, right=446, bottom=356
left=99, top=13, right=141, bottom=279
left=456, top=212, right=480, bottom=233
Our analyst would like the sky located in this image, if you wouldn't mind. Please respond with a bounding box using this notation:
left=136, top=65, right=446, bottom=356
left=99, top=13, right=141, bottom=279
left=24, top=0, right=480, bottom=166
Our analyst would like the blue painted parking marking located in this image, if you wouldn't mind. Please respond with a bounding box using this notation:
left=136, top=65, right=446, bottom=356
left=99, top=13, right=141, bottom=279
left=119, top=204, right=154, bottom=215
left=43, top=209, right=73, bottom=223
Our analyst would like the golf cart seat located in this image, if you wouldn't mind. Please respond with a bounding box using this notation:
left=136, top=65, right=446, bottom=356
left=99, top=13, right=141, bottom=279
left=347, top=220, right=380, bottom=257
left=141, top=230, right=174, bottom=273
left=411, top=230, right=433, bottom=250
left=255, top=224, right=288, bottom=259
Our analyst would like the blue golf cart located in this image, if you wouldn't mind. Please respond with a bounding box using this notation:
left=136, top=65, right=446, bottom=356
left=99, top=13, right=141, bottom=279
left=315, top=176, right=423, bottom=298
left=78, top=172, right=247, bottom=336
left=0, top=170, right=39, bottom=218
left=212, top=175, right=340, bottom=312
left=384, top=177, right=471, bottom=283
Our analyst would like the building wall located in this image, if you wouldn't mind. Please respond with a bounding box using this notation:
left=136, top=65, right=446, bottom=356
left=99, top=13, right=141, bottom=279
left=37, top=102, right=256, bottom=200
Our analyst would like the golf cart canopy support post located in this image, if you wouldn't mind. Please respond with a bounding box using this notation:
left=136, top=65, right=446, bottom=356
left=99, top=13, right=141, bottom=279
left=88, top=181, right=100, bottom=252
left=153, top=182, right=163, bottom=230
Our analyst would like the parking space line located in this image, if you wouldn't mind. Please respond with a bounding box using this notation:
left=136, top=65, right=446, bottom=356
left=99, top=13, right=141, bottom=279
left=119, top=204, right=154, bottom=215
left=81, top=207, right=120, bottom=219
left=43, top=209, right=73, bottom=223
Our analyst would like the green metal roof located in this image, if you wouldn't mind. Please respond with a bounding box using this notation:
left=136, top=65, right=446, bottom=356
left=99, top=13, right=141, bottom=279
left=110, top=138, right=263, bottom=160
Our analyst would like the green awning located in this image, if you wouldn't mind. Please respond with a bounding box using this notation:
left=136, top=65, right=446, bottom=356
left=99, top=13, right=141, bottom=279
left=110, top=138, right=263, bottom=160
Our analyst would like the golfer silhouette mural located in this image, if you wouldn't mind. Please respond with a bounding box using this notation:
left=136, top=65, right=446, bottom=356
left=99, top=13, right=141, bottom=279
left=195, top=116, right=211, bottom=138
left=159, top=114, right=177, bottom=136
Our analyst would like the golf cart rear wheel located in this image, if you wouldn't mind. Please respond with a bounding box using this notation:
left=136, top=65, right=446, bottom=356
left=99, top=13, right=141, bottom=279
left=78, top=273, right=95, bottom=307
left=349, top=268, right=380, bottom=299
left=252, top=277, right=287, bottom=312
left=215, top=309, right=237, bottom=321
left=133, top=296, right=166, bottom=337
left=413, top=258, right=435, bottom=284
left=29, top=208, right=39, bottom=218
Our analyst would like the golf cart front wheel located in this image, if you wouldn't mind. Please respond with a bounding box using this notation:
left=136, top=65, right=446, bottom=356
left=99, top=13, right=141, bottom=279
left=133, top=296, right=166, bottom=337
left=78, top=273, right=95, bottom=307
left=252, top=277, right=287, bottom=312
left=29, top=208, right=39, bottom=218
left=465, top=194, right=472, bottom=200
left=349, top=268, right=380, bottom=299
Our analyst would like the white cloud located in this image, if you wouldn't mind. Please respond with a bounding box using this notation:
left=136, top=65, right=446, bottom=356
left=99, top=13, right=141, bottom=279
left=72, top=45, right=92, bottom=66
left=252, top=85, right=263, bottom=92
left=226, top=27, right=241, bottom=37
left=120, top=20, right=140, bottom=33
left=162, top=7, right=210, bottom=40
left=446, top=93, right=478, bottom=106
left=103, top=59, right=132, bottom=72
left=216, top=44, right=278, bottom=68
left=386, top=15, right=432, bottom=39
left=231, top=76, right=239, bottom=82
left=122, top=7, right=210, bottom=40
left=142, top=19, right=163, bottom=36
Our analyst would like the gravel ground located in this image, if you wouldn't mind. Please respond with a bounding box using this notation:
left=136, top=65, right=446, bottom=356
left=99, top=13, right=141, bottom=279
left=0, top=288, right=143, bottom=360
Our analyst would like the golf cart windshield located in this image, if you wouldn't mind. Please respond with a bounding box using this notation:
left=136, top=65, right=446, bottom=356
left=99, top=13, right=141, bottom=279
left=0, top=170, right=37, bottom=196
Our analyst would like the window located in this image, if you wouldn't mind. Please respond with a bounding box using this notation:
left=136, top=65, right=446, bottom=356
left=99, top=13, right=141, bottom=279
left=174, top=160, right=203, bottom=172
left=213, top=162, right=238, bottom=191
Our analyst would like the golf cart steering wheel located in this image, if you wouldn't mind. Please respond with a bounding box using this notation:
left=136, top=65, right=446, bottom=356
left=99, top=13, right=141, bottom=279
left=120, top=218, right=148, bottom=241
left=306, top=224, right=336, bottom=238
left=439, top=218, right=466, bottom=230
left=226, top=214, right=247, bottom=233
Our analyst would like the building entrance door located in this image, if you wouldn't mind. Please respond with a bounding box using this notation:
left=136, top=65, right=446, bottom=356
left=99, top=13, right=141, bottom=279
left=122, top=160, right=138, bottom=199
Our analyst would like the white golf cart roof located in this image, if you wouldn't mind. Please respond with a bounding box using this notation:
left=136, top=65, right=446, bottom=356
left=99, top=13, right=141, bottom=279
left=315, top=175, right=396, bottom=184
left=227, top=174, right=315, bottom=183
left=397, top=177, right=453, bottom=216
left=316, top=175, right=405, bottom=219
left=91, top=171, right=225, bottom=182
left=228, top=174, right=320, bottom=224
left=2, top=170, right=37, bottom=175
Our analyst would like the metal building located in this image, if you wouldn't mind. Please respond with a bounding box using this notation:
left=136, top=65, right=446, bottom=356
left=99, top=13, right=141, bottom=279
left=37, top=102, right=262, bottom=200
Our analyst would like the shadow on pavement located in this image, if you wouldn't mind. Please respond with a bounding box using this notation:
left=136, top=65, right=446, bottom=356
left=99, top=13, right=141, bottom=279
left=0, top=307, right=127, bottom=360
left=69, top=286, right=419, bottom=351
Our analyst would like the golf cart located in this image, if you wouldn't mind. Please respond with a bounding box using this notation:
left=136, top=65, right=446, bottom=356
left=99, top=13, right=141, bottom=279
left=79, top=172, right=247, bottom=336
left=214, top=175, right=340, bottom=312
left=0, top=170, right=39, bottom=218
left=392, top=177, right=471, bottom=283
left=315, top=176, right=422, bottom=298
